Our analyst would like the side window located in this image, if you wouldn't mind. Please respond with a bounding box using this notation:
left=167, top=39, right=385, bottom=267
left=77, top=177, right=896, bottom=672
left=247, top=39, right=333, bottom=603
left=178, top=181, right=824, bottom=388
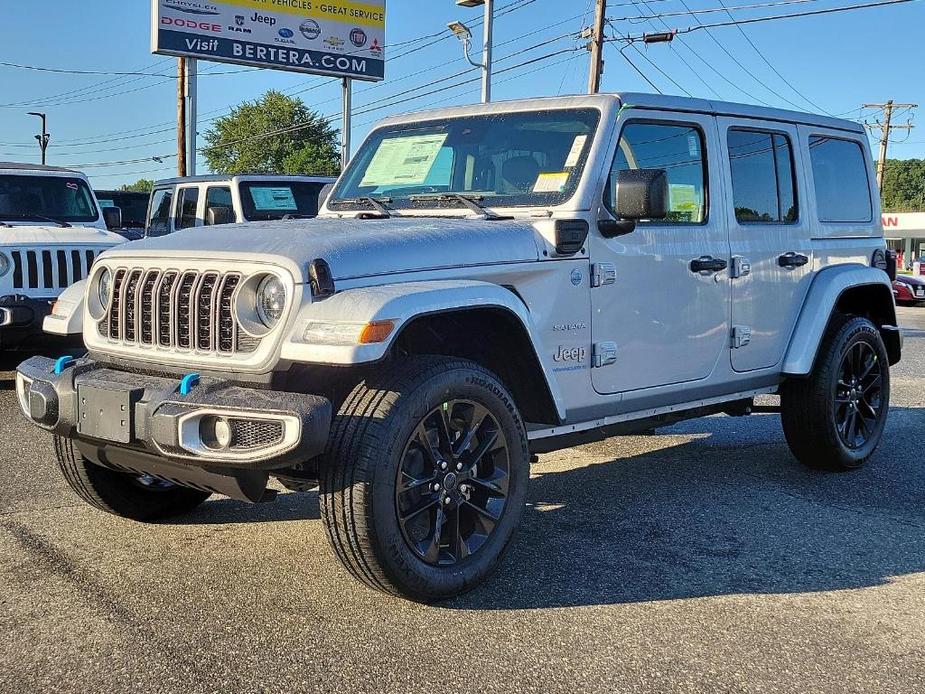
left=607, top=122, right=707, bottom=224
left=204, top=186, right=234, bottom=226
left=728, top=129, right=797, bottom=223
left=808, top=136, right=872, bottom=222
left=147, top=188, right=173, bottom=237
left=175, top=187, right=199, bottom=230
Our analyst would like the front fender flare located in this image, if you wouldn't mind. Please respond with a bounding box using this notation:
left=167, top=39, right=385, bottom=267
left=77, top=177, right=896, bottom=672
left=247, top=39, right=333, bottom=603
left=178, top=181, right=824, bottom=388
left=782, top=265, right=898, bottom=376
left=42, top=279, right=86, bottom=336
left=281, top=279, right=566, bottom=420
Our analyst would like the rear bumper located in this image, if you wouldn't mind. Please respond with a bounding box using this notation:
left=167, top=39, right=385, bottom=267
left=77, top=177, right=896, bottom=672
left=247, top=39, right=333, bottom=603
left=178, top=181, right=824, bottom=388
left=0, top=294, right=56, bottom=347
left=16, top=356, right=332, bottom=473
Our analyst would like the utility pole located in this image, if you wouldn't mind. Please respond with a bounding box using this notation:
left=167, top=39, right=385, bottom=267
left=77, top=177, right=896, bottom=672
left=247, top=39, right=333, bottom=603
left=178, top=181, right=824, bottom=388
left=863, top=100, right=916, bottom=193
left=341, top=77, right=352, bottom=170
left=177, top=57, right=187, bottom=177
left=587, top=0, right=607, bottom=94
left=186, top=58, right=198, bottom=176
left=27, top=112, right=50, bottom=166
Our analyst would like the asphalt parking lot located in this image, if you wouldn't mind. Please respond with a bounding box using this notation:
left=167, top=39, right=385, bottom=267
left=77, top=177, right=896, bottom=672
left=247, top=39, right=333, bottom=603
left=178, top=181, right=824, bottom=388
left=1, top=308, right=923, bottom=694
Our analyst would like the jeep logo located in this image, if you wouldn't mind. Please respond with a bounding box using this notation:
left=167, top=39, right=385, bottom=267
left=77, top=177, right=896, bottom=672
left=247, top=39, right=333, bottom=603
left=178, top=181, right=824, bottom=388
left=251, top=12, right=277, bottom=27
left=553, top=345, right=586, bottom=363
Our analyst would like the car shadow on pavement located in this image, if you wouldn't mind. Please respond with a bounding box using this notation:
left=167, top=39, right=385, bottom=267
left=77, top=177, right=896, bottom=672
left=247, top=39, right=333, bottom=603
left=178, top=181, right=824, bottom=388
left=169, top=489, right=320, bottom=524
left=448, top=408, right=925, bottom=610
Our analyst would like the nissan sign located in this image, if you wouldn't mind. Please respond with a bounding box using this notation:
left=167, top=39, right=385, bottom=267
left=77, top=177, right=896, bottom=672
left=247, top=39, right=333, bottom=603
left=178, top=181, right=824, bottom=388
left=151, top=0, right=386, bottom=81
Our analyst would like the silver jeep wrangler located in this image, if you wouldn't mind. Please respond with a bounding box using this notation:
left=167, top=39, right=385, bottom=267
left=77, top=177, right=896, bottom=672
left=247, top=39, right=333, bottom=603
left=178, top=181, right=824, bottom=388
left=17, top=94, right=901, bottom=602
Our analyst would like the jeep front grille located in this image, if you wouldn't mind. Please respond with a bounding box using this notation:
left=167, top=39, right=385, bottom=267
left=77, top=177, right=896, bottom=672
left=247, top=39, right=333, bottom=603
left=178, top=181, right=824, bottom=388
left=99, top=268, right=254, bottom=355
left=11, top=248, right=99, bottom=290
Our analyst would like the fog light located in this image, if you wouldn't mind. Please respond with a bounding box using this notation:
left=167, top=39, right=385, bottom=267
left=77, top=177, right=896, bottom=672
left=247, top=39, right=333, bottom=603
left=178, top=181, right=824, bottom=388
left=201, top=415, right=233, bottom=450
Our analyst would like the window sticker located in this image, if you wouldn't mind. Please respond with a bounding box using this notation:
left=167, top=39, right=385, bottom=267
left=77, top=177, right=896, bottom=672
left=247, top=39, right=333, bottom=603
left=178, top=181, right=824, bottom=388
left=360, top=133, right=449, bottom=187
left=688, top=135, right=700, bottom=158
left=250, top=187, right=298, bottom=211
left=669, top=183, right=700, bottom=220
left=533, top=172, right=570, bottom=193
left=564, top=135, right=588, bottom=168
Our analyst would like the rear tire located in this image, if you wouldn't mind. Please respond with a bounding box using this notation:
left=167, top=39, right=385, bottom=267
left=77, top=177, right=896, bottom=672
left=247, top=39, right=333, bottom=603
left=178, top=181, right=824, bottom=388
left=319, top=356, right=529, bottom=602
left=780, top=315, right=890, bottom=471
left=54, top=437, right=211, bottom=521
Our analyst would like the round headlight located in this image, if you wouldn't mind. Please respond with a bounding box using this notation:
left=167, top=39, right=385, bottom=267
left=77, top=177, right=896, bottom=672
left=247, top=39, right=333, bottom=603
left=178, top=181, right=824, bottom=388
left=256, top=275, right=286, bottom=328
left=98, top=268, right=113, bottom=308
left=0, top=253, right=10, bottom=278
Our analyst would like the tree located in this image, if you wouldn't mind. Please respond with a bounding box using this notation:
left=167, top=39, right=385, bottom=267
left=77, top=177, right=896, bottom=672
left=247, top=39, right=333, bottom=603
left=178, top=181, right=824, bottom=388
left=203, top=90, right=339, bottom=176
left=121, top=179, right=154, bottom=193
left=881, top=158, right=925, bottom=212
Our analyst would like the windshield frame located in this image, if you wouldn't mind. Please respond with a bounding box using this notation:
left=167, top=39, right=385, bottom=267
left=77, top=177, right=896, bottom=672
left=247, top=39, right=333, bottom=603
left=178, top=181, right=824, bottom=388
left=328, top=107, right=602, bottom=213
left=0, top=174, right=99, bottom=224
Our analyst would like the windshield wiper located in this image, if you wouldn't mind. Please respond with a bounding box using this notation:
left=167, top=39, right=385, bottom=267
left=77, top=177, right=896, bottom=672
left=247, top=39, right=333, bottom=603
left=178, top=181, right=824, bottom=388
left=410, top=193, right=511, bottom=220
left=5, top=214, right=72, bottom=228
left=342, top=196, right=394, bottom=218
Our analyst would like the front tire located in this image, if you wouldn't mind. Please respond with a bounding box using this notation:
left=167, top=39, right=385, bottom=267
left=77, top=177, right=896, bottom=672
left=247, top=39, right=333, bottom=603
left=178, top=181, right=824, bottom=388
left=319, top=356, right=529, bottom=602
left=54, top=437, right=211, bottom=521
left=781, top=315, right=890, bottom=471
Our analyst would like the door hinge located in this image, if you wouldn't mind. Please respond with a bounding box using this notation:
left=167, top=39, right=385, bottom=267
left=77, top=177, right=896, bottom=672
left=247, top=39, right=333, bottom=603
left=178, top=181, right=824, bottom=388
left=592, top=341, right=618, bottom=367
left=731, top=256, right=752, bottom=279
left=591, top=262, right=616, bottom=287
left=731, top=325, right=752, bottom=349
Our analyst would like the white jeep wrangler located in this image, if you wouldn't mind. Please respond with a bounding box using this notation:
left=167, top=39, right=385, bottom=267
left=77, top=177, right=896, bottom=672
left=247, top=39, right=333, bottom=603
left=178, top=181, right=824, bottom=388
left=0, top=163, right=124, bottom=348
left=17, top=94, right=901, bottom=602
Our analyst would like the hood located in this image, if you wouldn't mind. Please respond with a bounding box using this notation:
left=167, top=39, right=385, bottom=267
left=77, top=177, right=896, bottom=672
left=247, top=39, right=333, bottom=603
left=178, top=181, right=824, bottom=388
left=0, top=224, right=125, bottom=247
left=896, top=274, right=925, bottom=286
left=105, top=216, right=542, bottom=282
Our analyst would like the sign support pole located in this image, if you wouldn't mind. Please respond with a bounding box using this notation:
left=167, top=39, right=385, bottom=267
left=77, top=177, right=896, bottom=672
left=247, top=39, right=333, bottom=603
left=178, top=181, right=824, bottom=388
left=177, top=57, right=187, bottom=177
left=186, top=57, right=198, bottom=176
left=341, top=77, right=352, bottom=170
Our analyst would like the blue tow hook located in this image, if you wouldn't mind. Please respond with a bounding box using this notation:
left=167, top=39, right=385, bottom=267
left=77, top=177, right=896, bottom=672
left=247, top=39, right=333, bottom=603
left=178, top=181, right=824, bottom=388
left=179, top=373, right=200, bottom=396
left=54, top=356, right=75, bottom=375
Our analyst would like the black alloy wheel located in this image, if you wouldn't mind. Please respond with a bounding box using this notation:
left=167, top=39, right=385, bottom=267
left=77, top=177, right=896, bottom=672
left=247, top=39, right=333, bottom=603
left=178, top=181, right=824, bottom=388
left=834, top=341, right=885, bottom=450
left=396, top=400, right=510, bottom=566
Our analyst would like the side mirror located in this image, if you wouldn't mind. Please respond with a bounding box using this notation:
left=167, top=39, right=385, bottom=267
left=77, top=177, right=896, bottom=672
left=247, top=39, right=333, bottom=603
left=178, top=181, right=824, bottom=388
left=614, top=168, right=669, bottom=221
left=102, top=206, right=122, bottom=231
left=207, top=206, right=236, bottom=226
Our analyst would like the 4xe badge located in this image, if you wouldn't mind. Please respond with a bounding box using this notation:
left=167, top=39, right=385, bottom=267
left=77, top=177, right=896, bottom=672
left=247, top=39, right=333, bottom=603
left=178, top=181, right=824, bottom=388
left=570, top=269, right=582, bottom=286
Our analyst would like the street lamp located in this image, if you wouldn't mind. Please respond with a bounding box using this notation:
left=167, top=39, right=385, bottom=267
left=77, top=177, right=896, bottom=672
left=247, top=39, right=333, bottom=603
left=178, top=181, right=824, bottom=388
left=27, top=112, right=50, bottom=166
left=449, top=0, right=493, bottom=103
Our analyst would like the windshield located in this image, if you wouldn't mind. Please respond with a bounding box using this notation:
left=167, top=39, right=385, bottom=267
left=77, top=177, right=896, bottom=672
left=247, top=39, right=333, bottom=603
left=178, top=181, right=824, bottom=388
left=0, top=175, right=98, bottom=223
left=96, top=192, right=149, bottom=228
left=240, top=181, right=327, bottom=221
left=329, top=108, right=600, bottom=211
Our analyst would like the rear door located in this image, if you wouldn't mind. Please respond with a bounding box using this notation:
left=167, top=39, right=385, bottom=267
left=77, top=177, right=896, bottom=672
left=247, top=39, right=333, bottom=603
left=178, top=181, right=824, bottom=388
left=718, top=118, right=814, bottom=372
left=590, top=112, right=731, bottom=394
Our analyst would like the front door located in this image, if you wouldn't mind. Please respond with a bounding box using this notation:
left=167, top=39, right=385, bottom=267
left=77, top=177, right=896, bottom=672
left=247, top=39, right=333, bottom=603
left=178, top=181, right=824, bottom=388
left=591, top=112, right=730, bottom=395
left=716, top=118, right=814, bottom=372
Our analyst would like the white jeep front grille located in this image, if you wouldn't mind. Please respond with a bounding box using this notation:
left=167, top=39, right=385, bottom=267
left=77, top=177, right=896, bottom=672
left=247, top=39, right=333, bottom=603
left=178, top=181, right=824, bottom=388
left=99, top=267, right=256, bottom=356
left=11, top=247, right=99, bottom=291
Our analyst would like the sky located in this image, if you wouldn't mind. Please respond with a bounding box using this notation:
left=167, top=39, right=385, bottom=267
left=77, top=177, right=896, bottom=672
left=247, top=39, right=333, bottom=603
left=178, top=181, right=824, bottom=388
left=0, top=0, right=922, bottom=189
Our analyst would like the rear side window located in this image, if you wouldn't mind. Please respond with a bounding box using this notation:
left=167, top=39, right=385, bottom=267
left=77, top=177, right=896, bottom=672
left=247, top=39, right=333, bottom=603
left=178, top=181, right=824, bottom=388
left=607, top=122, right=707, bottom=224
left=728, top=129, right=797, bottom=223
left=176, top=187, right=199, bottom=230
left=146, top=188, right=173, bottom=237
left=204, top=186, right=234, bottom=226
left=808, top=136, right=872, bottom=222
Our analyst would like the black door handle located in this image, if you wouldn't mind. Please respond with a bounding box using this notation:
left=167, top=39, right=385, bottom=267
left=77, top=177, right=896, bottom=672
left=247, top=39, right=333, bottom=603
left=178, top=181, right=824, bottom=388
left=778, top=252, right=809, bottom=268
left=690, top=256, right=728, bottom=273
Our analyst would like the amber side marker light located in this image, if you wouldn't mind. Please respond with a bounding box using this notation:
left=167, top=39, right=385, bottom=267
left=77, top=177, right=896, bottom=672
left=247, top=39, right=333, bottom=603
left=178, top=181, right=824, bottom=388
left=359, top=320, right=396, bottom=344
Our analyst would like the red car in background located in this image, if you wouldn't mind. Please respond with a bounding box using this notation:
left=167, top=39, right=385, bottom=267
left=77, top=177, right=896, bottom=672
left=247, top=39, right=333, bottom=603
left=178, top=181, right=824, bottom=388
left=893, top=274, right=925, bottom=306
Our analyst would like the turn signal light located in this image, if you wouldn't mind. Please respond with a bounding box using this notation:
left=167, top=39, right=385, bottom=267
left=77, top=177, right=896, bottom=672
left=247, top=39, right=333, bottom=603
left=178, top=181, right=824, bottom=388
left=359, top=320, right=395, bottom=344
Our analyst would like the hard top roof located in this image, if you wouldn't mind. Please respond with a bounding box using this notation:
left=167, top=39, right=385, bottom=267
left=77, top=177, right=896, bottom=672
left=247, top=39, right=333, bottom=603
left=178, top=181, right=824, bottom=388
left=377, top=92, right=865, bottom=134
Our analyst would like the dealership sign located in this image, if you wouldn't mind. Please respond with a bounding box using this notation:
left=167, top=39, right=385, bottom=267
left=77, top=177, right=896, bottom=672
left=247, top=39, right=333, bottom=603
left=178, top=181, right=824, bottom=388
left=151, top=0, right=385, bottom=81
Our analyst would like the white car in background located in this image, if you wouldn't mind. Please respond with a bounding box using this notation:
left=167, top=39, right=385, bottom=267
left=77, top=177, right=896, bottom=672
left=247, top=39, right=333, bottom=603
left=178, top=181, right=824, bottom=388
left=0, top=163, right=124, bottom=348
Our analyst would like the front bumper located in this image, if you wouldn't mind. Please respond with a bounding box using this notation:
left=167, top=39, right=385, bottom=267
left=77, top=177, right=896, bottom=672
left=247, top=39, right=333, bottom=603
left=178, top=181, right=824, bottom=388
left=16, top=356, right=332, bottom=473
left=0, top=294, right=56, bottom=347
